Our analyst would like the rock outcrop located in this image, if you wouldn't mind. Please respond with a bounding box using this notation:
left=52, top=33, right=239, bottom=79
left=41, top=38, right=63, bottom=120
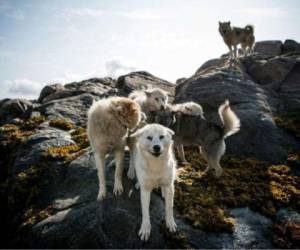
left=1, top=40, right=300, bottom=249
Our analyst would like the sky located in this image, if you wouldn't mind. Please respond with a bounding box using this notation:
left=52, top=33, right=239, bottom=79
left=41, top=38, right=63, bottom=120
left=0, top=0, right=299, bottom=99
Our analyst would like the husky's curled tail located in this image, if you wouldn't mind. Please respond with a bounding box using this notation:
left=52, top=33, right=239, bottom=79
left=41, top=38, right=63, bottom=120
left=218, top=100, right=240, bottom=138
left=245, top=25, right=254, bottom=34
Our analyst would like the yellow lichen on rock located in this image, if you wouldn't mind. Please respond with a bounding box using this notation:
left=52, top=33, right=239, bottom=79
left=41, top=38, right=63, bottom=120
left=49, top=118, right=75, bottom=130
left=175, top=147, right=300, bottom=233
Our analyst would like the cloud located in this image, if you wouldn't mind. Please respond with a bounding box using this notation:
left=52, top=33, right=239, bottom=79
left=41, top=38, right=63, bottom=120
left=117, top=9, right=176, bottom=20
left=62, top=8, right=103, bottom=19
left=6, top=78, right=42, bottom=98
left=239, top=8, right=287, bottom=18
left=6, top=9, right=25, bottom=20
left=105, top=60, right=136, bottom=78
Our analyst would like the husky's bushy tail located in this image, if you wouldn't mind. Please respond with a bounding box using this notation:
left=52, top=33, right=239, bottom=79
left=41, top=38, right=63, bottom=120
left=218, top=100, right=240, bottom=138
left=245, top=25, right=254, bottom=34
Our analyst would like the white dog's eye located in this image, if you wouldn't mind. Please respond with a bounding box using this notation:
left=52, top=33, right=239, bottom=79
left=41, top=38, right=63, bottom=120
left=147, top=136, right=153, bottom=141
left=159, top=135, right=164, bottom=140
left=155, top=97, right=159, bottom=101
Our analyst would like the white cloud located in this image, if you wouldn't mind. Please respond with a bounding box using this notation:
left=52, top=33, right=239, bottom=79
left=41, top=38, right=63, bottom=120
left=6, top=9, right=25, bottom=20
left=6, top=78, right=42, bottom=98
left=239, top=8, right=287, bottom=18
left=117, top=9, right=176, bottom=20
left=62, top=7, right=103, bottom=19
left=105, top=60, right=136, bottom=78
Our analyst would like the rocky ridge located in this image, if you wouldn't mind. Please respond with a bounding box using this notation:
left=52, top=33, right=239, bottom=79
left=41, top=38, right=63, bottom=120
left=0, top=39, right=300, bottom=248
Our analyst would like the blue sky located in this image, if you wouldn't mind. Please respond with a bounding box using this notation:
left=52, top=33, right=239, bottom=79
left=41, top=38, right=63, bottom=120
left=0, top=0, right=299, bottom=99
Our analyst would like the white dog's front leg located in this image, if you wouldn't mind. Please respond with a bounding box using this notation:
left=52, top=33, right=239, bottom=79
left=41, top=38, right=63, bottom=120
left=127, top=139, right=135, bottom=179
left=139, top=187, right=151, bottom=241
left=114, top=149, right=124, bottom=196
left=164, top=184, right=177, bottom=232
left=95, top=153, right=106, bottom=201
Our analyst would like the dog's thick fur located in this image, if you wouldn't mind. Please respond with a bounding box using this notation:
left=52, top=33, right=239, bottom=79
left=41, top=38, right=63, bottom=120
left=87, top=97, right=141, bottom=200
left=127, top=88, right=169, bottom=179
left=219, top=21, right=255, bottom=59
left=172, top=101, right=204, bottom=116
left=129, top=88, right=169, bottom=118
left=130, top=124, right=177, bottom=241
left=154, top=100, right=240, bottom=177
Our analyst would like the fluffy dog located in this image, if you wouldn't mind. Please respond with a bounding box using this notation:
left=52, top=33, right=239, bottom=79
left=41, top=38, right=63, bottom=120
left=154, top=100, right=240, bottom=177
left=130, top=124, right=177, bottom=241
left=87, top=97, right=141, bottom=200
left=127, top=88, right=169, bottom=179
left=129, top=88, right=169, bottom=117
left=218, top=21, right=255, bottom=59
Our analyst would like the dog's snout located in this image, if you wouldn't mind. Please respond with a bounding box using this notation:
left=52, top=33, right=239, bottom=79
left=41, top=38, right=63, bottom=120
left=153, top=145, right=161, bottom=153
left=160, top=105, right=165, bottom=110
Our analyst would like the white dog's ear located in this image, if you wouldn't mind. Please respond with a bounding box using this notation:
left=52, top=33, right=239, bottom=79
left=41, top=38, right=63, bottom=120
left=166, top=128, right=175, bottom=136
left=130, top=127, right=145, bottom=138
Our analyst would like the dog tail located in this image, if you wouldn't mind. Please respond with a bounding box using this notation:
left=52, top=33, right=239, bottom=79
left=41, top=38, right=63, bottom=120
left=218, top=100, right=240, bottom=139
left=245, top=25, right=254, bottom=34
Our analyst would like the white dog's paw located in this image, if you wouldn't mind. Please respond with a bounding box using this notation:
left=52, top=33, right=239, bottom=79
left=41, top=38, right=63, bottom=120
left=166, top=217, right=177, bottom=232
left=97, top=189, right=106, bottom=201
left=113, top=181, right=124, bottom=196
left=127, top=168, right=135, bottom=179
left=138, top=221, right=151, bottom=241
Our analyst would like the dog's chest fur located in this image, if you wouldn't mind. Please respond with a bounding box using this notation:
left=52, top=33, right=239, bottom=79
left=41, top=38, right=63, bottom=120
left=136, top=149, right=176, bottom=190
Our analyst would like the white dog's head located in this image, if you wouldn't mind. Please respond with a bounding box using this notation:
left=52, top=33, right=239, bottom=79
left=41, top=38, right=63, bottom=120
left=131, top=124, right=174, bottom=158
left=144, top=88, right=169, bottom=111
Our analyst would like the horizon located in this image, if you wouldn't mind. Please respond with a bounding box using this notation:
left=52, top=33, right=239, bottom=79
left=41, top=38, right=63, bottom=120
left=0, top=0, right=300, bottom=99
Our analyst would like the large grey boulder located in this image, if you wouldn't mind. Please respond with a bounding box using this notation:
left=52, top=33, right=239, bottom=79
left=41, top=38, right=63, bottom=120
left=254, top=40, right=283, bottom=57
left=175, top=65, right=298, bottom=162
left=40, top=78, right=116, bottom=103
left=243, top=56, right=297, bottom=89
left=116, top=71, right=175, bottom=100
left=38, top=83, right=65, bottom=103
left=0, top=98, right=32, bottom=125
left=282, top=39, right=300, bottom=54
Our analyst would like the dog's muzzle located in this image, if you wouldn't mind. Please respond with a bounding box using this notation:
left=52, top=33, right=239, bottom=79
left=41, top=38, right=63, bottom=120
left=152, top=145, right=161, bottom=157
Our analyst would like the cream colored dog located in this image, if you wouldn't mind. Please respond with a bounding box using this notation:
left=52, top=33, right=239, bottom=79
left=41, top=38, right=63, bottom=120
left=87, top=97, right=141, bottom=200
left=129, top=88, right=169, bottom=117
left=130, top=124, right=177, bottom=241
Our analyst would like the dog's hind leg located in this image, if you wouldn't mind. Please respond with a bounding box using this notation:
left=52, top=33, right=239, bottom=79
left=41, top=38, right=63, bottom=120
left=177, top=145, right=189, bottom=164
left=233, top=45, right=238, bottom=59
left=114, top=149, right=124, bottom=196
left=139, top=187, right=151, bottom=241
left=95, top=152, right=107, bottom=201
left=200, top=147, right=210, bottom=173
left=164, top=184, right=177, bottom=232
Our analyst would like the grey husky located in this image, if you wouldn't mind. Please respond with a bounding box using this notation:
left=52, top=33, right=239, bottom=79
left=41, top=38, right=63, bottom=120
left=154, top=100, right=240, bottom=177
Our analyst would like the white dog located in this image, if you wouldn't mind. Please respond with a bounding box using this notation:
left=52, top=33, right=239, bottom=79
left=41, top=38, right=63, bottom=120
left=127, top=88, right=169, bottom=180
left=87, top=97, right=141, bottom=200
left=129, top=88, right=169, bottom=117
left=130, top=124, right=177, bottom=241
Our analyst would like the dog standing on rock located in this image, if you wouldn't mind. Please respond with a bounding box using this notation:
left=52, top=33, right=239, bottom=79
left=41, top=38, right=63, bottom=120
left=154, top=100, right=240, bottom=177
left=219, top=21, right=255, bottom=59
left=130, top=124, right=177, bottom=241
left=87, top=97, right=141, bottom=201
left=127, top=88, right=169, bottom=180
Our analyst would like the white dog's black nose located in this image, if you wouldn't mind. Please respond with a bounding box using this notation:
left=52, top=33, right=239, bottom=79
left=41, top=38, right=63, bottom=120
left=153, top=145, right=161, bottom=153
